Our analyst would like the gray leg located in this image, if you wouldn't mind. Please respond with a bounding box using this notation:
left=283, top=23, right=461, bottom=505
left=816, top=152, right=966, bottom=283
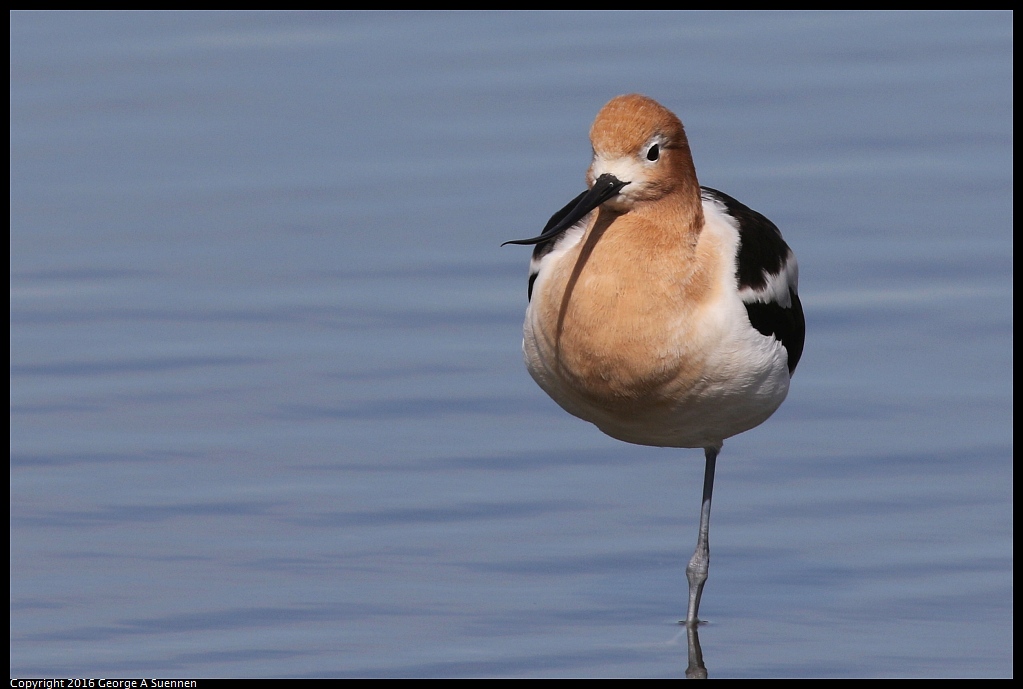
left=685, top=446, right=719, bottom=626
left=685, top=622, right=708, bottom=678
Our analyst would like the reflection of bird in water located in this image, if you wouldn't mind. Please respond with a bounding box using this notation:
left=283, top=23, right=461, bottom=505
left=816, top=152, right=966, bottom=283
left=505, top=94, right=805, bottom=626
left=685, top=624, right=707, bottom=679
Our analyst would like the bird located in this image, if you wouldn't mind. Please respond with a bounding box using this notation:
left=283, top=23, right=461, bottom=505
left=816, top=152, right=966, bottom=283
left=503, top=94, right=804, bottom=625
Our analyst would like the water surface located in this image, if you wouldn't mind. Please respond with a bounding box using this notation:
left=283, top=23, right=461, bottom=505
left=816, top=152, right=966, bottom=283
left=10, top=11, right=1013, bottom=678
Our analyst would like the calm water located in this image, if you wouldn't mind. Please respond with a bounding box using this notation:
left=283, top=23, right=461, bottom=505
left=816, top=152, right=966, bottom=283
left=10, top=11, right=1012, bottom=678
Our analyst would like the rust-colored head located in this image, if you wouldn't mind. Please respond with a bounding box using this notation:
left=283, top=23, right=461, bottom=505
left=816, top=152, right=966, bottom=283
left=587, top=94, right=700, bottom=210
left=502, top=94, right=703, bottom=249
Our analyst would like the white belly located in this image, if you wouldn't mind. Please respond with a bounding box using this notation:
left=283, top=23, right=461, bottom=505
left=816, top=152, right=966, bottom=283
left=522, top=283, right=791, bottom=449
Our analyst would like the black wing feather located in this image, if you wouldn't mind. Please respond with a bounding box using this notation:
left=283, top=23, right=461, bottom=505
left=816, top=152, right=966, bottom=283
left=531, top=190, right=589, bottom=262
left=702, top=186, right=806, bottom=374
left=527, top=190, right=589, bottom=302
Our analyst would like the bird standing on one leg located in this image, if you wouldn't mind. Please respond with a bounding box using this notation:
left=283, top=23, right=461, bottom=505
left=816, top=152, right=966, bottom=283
left=504, top=94, right=804, bottom=625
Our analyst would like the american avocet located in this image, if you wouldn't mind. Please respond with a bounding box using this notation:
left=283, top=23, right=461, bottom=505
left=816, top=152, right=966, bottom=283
left=504, top=94, right=804, bottom=625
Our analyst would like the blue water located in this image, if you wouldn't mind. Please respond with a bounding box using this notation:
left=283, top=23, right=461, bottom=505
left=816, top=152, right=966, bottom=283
left=11, top=11, right=1012, bottom=678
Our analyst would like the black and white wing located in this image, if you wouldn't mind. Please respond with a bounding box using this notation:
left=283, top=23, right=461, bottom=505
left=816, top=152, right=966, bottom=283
left=702, top=187, right=805, bottom=375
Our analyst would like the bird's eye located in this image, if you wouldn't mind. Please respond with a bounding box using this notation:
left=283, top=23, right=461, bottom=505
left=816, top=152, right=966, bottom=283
left=646, top=144, right=660, bottom=162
